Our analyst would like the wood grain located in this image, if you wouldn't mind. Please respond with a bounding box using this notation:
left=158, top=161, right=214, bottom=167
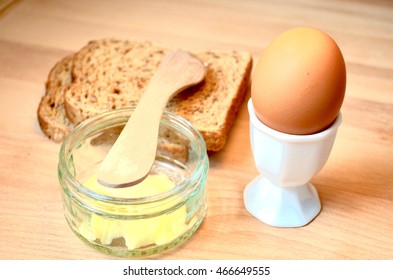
left=0, top=0, right=392, bottom=260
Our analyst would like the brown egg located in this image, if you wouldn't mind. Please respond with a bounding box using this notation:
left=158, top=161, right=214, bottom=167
left=251, top=27, right=346, bottom=135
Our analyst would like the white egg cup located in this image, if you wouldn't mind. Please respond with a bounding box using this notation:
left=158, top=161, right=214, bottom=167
left=244, top=99, right=342, bottom=227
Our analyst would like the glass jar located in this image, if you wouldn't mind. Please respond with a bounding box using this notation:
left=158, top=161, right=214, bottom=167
left=58, top=107, right=208, bottom=257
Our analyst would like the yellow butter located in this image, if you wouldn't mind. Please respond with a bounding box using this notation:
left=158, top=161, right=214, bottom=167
left=79, top=174, right=191, bottom=250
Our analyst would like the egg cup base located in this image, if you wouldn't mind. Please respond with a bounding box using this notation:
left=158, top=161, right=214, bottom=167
left=243, top=175, right=321, bottom=227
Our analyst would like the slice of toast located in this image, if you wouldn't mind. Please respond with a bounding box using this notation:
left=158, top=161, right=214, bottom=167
left=37, top=54, right=74, bottom=142
left=37, top=39, right=252, bottom=151
left=64, top=39, right=252, bottom=151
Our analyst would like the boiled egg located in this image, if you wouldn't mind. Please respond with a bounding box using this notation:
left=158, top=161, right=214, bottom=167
left=251, top=27, right=346, bottom=135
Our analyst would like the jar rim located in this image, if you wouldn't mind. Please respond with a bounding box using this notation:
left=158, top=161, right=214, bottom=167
left=59, top=107, right=208, bottom=204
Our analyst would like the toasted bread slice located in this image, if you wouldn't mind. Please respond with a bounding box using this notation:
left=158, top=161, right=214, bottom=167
left=64, top=39, right=252, bottom=151
left=37, top=54, right=74, bottom=142
left=38, top=39, right=252, bottom=151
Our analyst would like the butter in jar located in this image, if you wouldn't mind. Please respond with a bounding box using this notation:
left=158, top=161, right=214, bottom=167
left=58, top=108, right=208, bottom=257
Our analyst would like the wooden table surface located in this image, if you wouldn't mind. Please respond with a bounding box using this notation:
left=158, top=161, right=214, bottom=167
left=0, top=0, right=392, bottom=260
